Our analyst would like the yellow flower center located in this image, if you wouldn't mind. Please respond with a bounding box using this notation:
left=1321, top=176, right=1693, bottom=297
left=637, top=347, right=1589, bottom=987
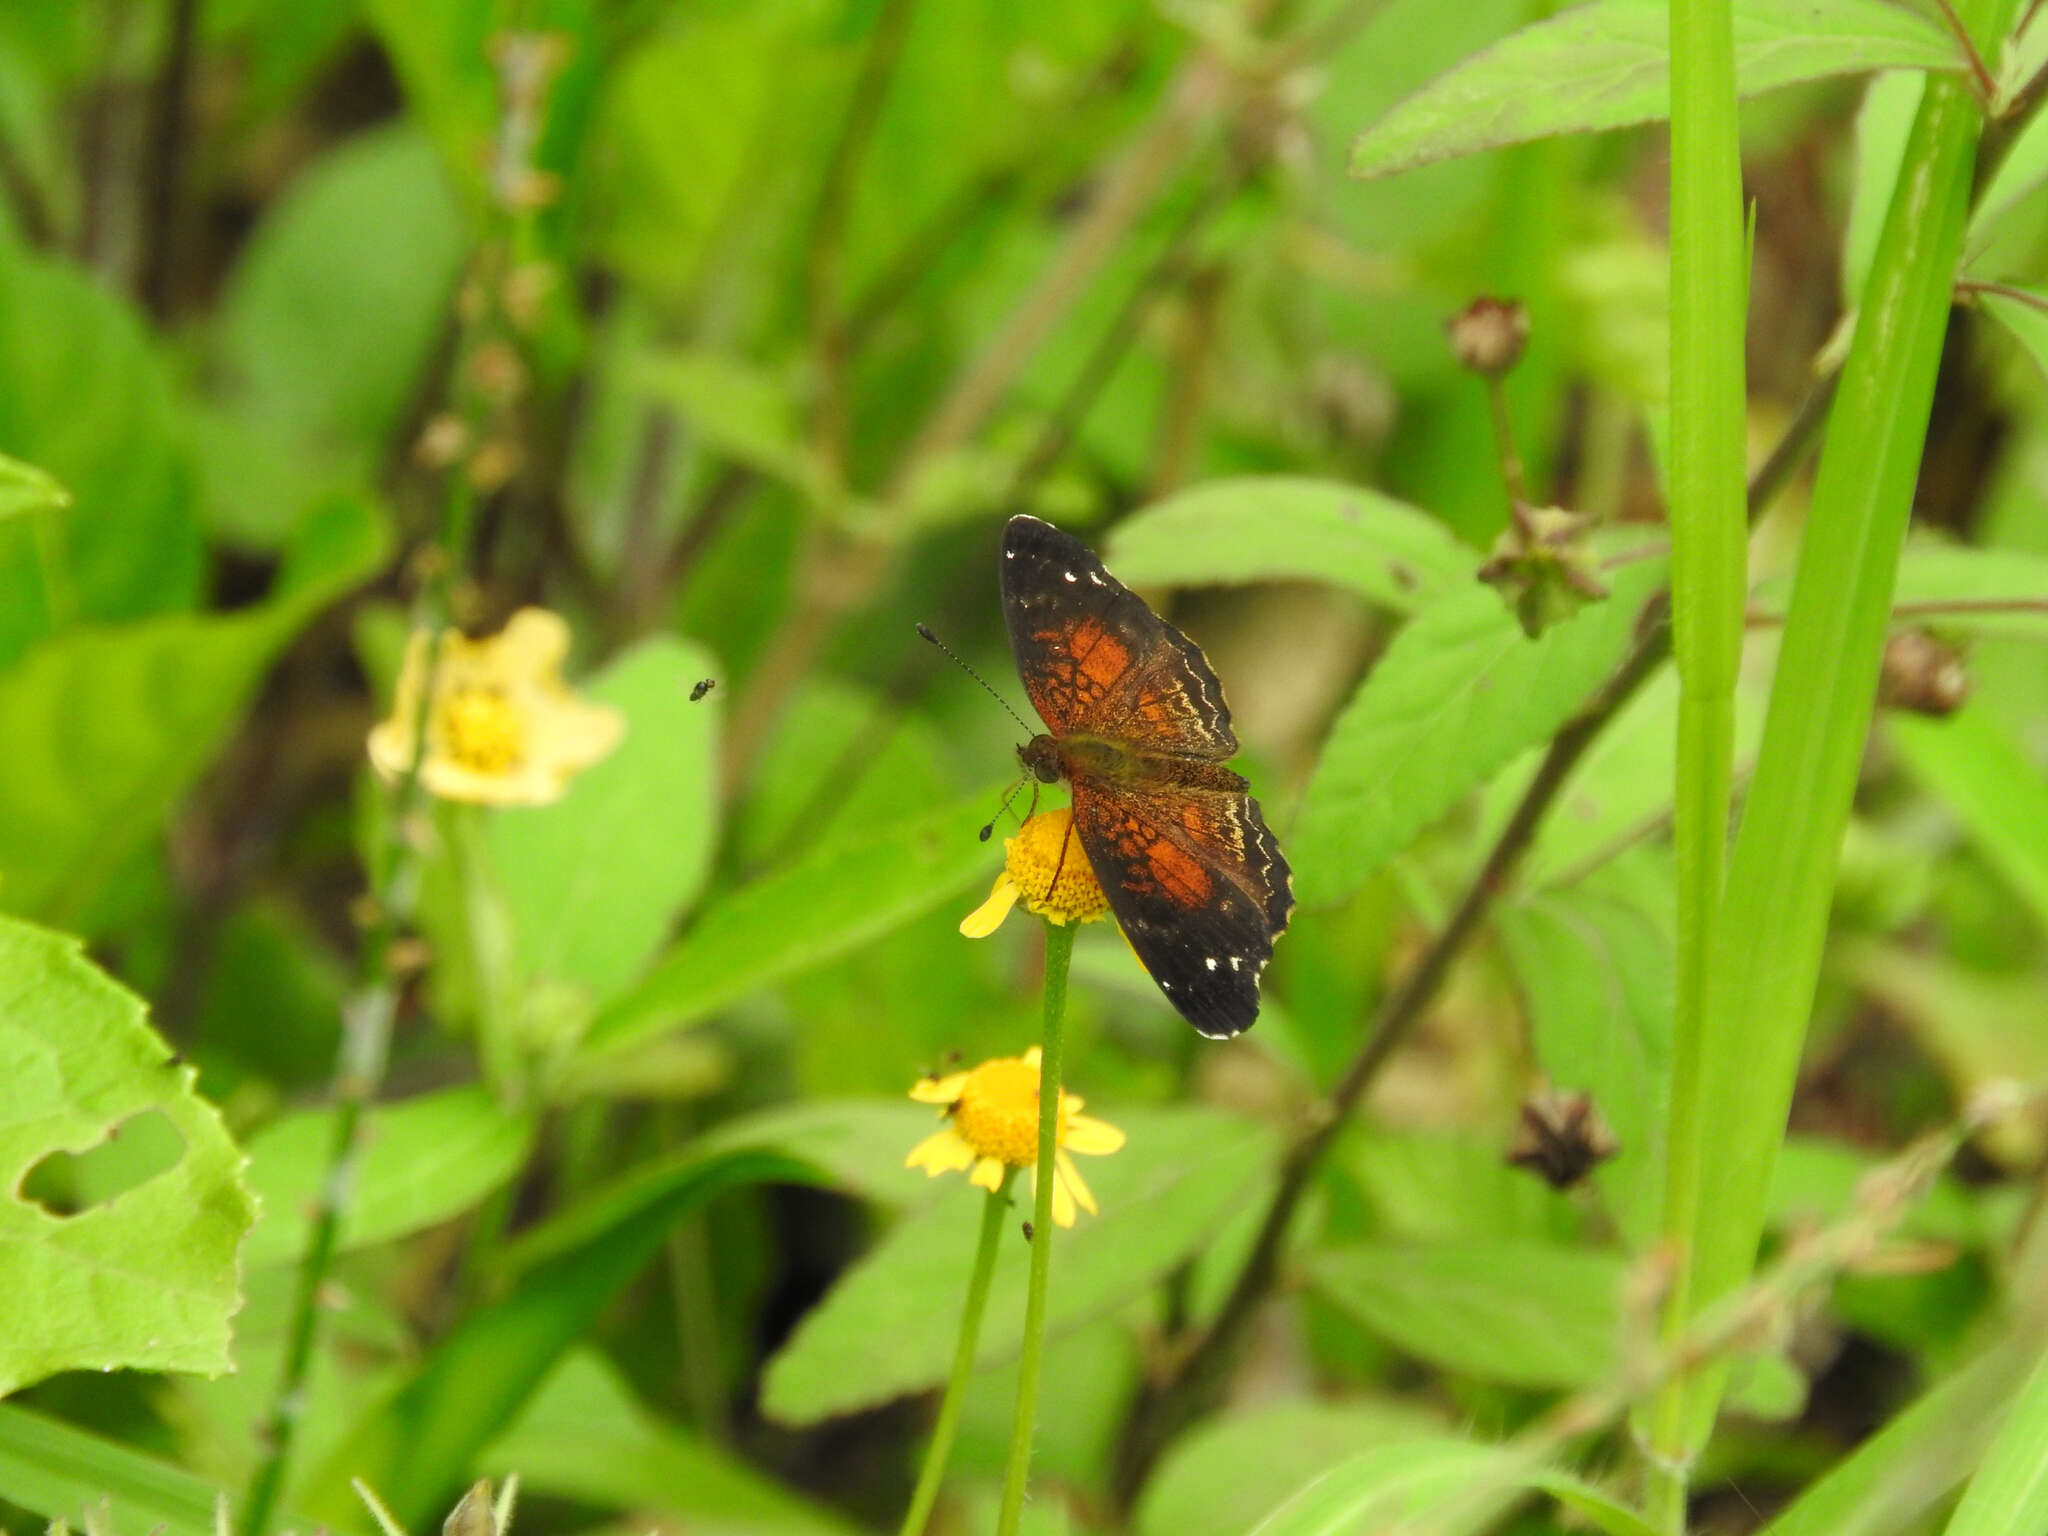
left=439, top=686, right=526, bottom=775
left=951, top=1056, right=1069, bottom=1168
left=1007, top=808, right=1110, bottom=925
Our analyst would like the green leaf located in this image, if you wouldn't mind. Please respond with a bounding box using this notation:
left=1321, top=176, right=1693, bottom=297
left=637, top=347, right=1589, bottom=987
left=303, top=1142, right=809, bottom=1528
left=1339, top=1129, right=1583, bottom=1245
left=1245, top=1437, right=1522, bottom=1535
left=242, top=1084, right=537, bottom=1269
left=1650, top=3, right=2011, bottom=1457
left=1292, top=551, right=1668, bottom=907
left=1497, top=864, right=1674, bottom=1248
left=583, top=787, right=1002, bottom=1059
left=1104, top=476, right=1477, bottom=613
left=0, top=495, right=390, bottom=928
left=760, top=1108, right=1276, bottom=1424
left=1847, top=73, right=1925, bottom=308
left=488, top=636, right=720, bottom=1006
left=1749, top=537, right=2048, bottom=641
left=1350, top=0, right=1958, bottom=180
left=1760, top=1347, right=2032, bottom=1536
left=1975, top=287, right=2048, bottom=408
left=1136, top=1400, right=1447, bottom=1536
left=485, top=1350, right=857, bottom=1534
left=1888, top=701, right=2048, bottom=935
left=1936, top=1341, right=2048, bottom=1535
left=209, top=125, right=464, bottom=545
left=0, top=241, right=201, bottom=657
left=495, top=1098, right=939, bottom=1277
left=0, top=1403, right=223, bottom=1536
left=1305, top=1240, right=1625, bottom=1389
left=635, top=350, right=823, bottom=500
left=0, top=915, right=255, bottom=1394
left=0, top=449, right=67, bottom=519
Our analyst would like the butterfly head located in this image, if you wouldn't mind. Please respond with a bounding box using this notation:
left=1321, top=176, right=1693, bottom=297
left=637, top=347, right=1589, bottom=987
left=1018, top=734, right=1065, bottom=785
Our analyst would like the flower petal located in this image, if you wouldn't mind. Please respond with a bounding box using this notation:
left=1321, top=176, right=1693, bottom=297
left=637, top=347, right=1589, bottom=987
left=1022, top=1046, right=1042, bottom=1069
left=1056, top=1150, right=1097, bottom=1216
left=1049, top=1166, right=1078, bottom=1228
left=969, top=1157, right=1007, bottom=1192
left=959, top=874, right=1021, bottom=938
left=909, top=1071, right=971, bottom=1105
left=1062, top=1114, right=1125, bottom=1156
left=906, top=1129, right=975, bottom=1175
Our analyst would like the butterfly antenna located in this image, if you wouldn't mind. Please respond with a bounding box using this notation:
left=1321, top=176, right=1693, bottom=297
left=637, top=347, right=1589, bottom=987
left=916, top=622, right=1035, bottom=736
left=979, top=775, right=1029, bottom=841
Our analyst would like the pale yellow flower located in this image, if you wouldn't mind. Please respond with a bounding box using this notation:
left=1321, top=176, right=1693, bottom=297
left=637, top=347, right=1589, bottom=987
left=959, top=807, right=1111, bottom=937
left=905, top=1047, right=1125, bottom=1227
left=367, top=608, right=623, bottom=806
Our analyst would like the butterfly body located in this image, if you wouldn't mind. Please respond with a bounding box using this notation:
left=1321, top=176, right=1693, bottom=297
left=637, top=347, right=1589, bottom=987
left=1000, top=514, right=1292, bottom=1038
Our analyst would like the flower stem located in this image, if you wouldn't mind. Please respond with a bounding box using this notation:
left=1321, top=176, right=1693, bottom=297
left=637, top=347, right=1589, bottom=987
left=997, top=919, right=1076, bottom=1536
left=899, top=1176, right=1015, bottom=1536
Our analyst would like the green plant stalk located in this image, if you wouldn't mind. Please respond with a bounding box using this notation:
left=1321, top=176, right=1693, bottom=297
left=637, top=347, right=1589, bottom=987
left=1644, top=0, right=2017, bottom=1514
left=1940, top=1337, right=2048, bottom=1535
left=997, top=919, right=1077, bottom=1536
left=899, top=1177, right=1016, bottom=1536
left=238, top=628, right=445, bottom=1536
left=1646, top=0, right=1749, bottom=1523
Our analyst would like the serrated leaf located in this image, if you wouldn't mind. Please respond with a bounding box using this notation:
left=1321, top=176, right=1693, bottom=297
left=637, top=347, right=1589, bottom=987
left=583, top=787, right=1003, bottom=1059
left=489, top=636, right=720, bottom=1006
left=1351, top=0, right=1958, bottom=181
left=1497, top=868, right=1674, bottom=1248
left=1305, top=1240, right=1625, bottom=1389
left=0, top=915, right=255, bottom=1394
left=760, top=1108, right=1275, bottom=1425
left=1292, top=552, right=1668, bottom=907
left=242, top=1085, right=537, bottom=1269
left=0, top=450, right=67, bottom=519
left=1105, top=476, right=1476, bottom=613
left=0, top=496, right=389, bottom=929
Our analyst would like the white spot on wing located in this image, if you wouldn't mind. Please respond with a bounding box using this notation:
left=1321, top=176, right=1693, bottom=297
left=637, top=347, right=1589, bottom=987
left=1229, top=956, right=1243, bottom=971
left=1205, top=957, right=1218, bottom=971
left=1005, top=549, right=1017, bottom=559
left=1063, top=570, right=1078, bottom=582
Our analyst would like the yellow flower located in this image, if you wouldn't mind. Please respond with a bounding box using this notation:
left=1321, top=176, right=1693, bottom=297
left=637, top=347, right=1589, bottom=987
left=367, top=608, right=623, bottom=806
left=960, top=807, right=1110, bottom=937
left=905, top=1047, right=1125, bottom=1227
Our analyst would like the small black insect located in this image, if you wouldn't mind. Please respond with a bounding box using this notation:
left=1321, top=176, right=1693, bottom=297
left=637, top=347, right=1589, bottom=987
left=689, top=678, right=717, bottom=702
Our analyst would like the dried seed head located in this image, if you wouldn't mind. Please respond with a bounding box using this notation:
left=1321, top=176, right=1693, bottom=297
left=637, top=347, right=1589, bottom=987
left=1448, top=295, right=1531, bottom=377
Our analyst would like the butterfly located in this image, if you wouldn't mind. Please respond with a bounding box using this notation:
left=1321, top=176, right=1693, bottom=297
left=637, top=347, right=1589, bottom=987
left=1001, top=514, right=1293, bottom=1037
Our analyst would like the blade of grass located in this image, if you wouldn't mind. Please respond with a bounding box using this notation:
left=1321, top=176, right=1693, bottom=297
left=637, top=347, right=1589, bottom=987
left=1644, top=0, right=2020, bottom=1514
left=1646, top=0, right=1750, bottom=1523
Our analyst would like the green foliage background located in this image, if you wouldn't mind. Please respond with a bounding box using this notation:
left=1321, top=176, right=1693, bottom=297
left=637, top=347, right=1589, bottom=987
left=2, top=0, right=2047, bottom=1532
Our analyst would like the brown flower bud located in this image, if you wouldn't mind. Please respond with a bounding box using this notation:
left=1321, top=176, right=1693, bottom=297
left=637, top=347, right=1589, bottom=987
left=1507, top=1086, right=1619, bottom=1190
left=1447, top=295, right=1531, bottom=377
left=1878, top=629, right=1969, bottom=716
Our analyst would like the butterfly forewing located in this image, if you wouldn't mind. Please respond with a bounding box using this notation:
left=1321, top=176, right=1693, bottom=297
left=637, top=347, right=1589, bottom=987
left=1001, top=515, right=1237, bottom=760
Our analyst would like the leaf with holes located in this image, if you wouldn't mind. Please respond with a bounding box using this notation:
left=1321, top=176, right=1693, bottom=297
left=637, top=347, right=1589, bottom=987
left=0, top=914, right=255, bottom=1395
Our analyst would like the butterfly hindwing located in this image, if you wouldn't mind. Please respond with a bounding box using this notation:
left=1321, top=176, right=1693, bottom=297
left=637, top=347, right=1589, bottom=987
left=1069, top=779, right=1291, bottom=1038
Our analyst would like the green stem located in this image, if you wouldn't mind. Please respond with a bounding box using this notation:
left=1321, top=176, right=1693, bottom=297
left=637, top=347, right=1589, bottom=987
left=238, top=630, right=445, bottom=1536
left=899, top=1177, right=1015, bottom=1536
left=1650, top=0, right=1749, bottom=1524
left=997, top=919, right=1076, bottom=1536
